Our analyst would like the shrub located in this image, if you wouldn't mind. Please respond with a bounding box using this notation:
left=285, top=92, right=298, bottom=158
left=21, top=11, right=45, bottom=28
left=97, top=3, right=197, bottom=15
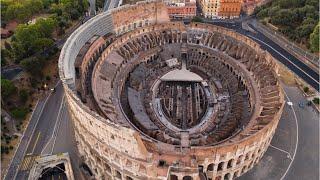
left=313, top=97, right=319, bottom=105
left=11, top=107, right=28, bottom=120
left=46, top=75, right=51, bottom=81
left=19, top=89, right=29, bottom=103
left=303, top=86, right=309, bottom=93
left=1, top=78, right=17, bottom=97
left=191, top=16, right=203, bottom=23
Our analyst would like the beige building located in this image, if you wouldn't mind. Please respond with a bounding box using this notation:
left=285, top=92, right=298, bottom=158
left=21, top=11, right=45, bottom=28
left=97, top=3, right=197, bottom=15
left=59, top=1, right=284, bottom=180
left=199, top=0, right=242, bottom=19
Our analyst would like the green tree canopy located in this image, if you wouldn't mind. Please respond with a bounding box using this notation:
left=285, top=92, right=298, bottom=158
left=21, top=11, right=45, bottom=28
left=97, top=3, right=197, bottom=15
left=20, top=57, right=45, bottom=77
left=11, top=17, right=56, bottom=61
left=255, top=0, right=319, bottom=52
left=2, top=0, right=44, bottom=22
left=310, top=23, right=319, bottom=52
left=1, top=78, right=16, bottom=97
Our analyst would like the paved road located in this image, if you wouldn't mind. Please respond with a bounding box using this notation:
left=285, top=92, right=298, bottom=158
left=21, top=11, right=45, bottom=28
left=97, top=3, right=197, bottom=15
left=208, top=20, right=320, bottom=91
left=4, top=82, right=65, bottom=180
left=239, top=85, right=319, bottom=180
left=51, top=102, right=85, bottom=180
left=3, top=99, right=47, bottom=180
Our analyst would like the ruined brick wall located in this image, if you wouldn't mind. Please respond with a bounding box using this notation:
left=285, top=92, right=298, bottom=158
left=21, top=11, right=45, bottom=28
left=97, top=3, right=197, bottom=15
left=59, top=2, right=284, bottom=180
left=111, top=1, right=170, bottom=35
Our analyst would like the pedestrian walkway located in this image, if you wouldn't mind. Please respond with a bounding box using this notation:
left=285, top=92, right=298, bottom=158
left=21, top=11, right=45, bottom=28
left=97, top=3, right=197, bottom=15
left=20, top=155, right=40, bottom=171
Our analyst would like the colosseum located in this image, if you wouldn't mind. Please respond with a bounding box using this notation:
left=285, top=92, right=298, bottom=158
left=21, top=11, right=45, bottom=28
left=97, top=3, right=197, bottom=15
left=58, top=1, right=285, bottom=180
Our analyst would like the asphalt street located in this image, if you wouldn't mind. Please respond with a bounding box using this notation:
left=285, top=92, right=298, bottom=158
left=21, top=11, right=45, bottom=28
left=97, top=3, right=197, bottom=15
left=14, top=82, right=64, bottom=180
left=239, top=85, right=319, bottom=180
left=209, top=20, right=320, bottom=91
left=51, top=102, right=84, bottom=180
left=3, top=99, right=46, bottom=180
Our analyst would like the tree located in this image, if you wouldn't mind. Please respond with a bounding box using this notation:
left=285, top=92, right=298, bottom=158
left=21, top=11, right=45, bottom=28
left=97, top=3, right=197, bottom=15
left=313, top=97, right=320, bottom=105
left=20, top=57, right=45, bottom=77
left=11, top=18, right=57, bottom=61
left=1, top=78, right=16, bottom=98
left=10, top=107, right=28, bottom=119
left=24, top=0, right=43, bottom=14
left=34, top=38, right=54, bottom=52
left=19, top=89, right=29, bottom=103
left=191, top=16, right=203, bottom=23
left=310, top=23, right=319, bottom=53
left=35, top=17, right=57, bottom=38
left=5, top=3, right=32, bottom=22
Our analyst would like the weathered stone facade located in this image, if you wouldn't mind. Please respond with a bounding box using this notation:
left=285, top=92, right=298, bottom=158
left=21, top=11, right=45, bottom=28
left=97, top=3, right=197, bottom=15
left=59, top=1, right=284, bottom=180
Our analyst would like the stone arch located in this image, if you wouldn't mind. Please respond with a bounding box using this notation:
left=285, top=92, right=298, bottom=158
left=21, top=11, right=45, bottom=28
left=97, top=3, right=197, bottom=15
left=234, top=170, right=239, bottom=178
left=126, top=176, right=133, bottom=180
left=104, top=163, right=111, bottom=173
left=224, top=173, right=231, bottom=180
left=207, top=163, right=214, bottom=171
left=170, top=174, right=178, bottom=180
left=183, top=176, right=193, bottom=180
left=217, top=162, right=224, bottom=171
left=241, top=165, right=247, bottom=173
left=227, top=159, right=233, bottom=168
left=115, top=170, right=122, bottom=179
left=237, top=155, right=243, bottom=164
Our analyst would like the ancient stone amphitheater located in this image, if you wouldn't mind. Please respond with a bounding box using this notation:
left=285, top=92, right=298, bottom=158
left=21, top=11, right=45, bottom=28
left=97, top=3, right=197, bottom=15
left=58, top=1, right=285, bottom=180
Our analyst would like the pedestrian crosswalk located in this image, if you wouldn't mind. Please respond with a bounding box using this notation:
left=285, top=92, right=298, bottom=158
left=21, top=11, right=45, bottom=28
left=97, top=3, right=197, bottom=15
left=20, top=155, right=40, bottom=171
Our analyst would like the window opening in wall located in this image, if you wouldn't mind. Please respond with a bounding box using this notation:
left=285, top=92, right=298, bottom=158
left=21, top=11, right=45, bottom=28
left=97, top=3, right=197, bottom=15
left=105, top=163, right=111, bottom=173
left=75, top=67, right=80, bottom=79
left=158, top=160, right=166, bottom=167
left=183, top=176, right=193, bottom=180
left=116, top=170, right=122, bottom=179
left=111, top=135, right=115, bottom=139
left=245, top=153, right=249, bottom=160
left=241, top=166, right=247, bottom=173
left=80, top=163, right=93, bottom=176
left=227, top=159, right=233, bottom=168
left=224, top=173, right=230, bottom=180
left=126, top=176, right=133, bottom=180
left=237, top=155, right=243, bottom=164
left=170, top=175, right=178, bottom=180
left=198, top=165, right=204, bottom=173
left=207, top=163, right=214, bottom=171
left=217, top=162, right=224, bottom=171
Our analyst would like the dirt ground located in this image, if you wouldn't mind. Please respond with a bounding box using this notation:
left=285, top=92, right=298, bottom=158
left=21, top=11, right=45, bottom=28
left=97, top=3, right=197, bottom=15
left=278, top=64, right=296, bottom=86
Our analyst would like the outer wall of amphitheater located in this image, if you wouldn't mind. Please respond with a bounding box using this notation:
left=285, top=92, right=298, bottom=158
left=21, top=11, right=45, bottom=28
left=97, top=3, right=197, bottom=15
left=59, top=1, right=284, bottom=180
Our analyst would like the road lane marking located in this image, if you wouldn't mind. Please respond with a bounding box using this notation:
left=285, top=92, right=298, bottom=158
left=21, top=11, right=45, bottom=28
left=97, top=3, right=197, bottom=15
left=50, top=101, right=66, bottom=154
left=280, top=88, right=299, bottom=180
left=247, top=34, right=320, bottom=87
left=20, top=155, right=39, bottom=171
left=41, top=95, right=65, bottom=155
left=9, top=82, right=58, bottom=180
left=31, top=132, right=41, bottom=154
left=269, top=144, right=293, bottom=160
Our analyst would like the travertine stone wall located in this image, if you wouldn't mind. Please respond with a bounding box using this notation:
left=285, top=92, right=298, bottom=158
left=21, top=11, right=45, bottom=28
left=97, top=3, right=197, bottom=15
left=59, top=2, right=284, bottom=180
